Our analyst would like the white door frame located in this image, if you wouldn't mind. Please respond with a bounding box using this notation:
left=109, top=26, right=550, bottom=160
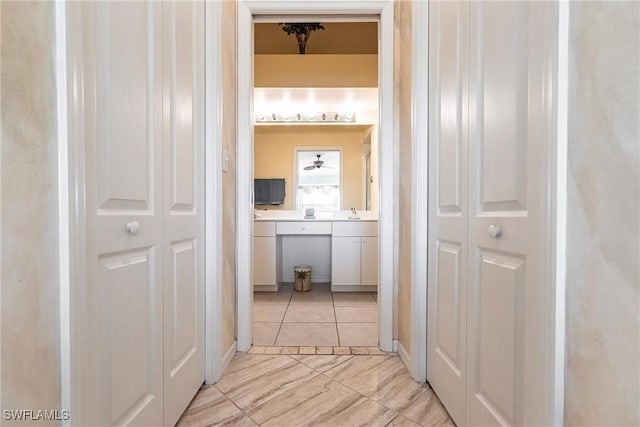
left=236, top=0, right=395, bottom=352
left=204, top=0, right=225, bottom=384
left=409, top=0, right=429, bottom=382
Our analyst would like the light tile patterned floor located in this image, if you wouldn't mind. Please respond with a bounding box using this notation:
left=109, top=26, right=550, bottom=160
left=253, top=283, right=379, bottom=347
left=178, top=354, right=455, bottom=427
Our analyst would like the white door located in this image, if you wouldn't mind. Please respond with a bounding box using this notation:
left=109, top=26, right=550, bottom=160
left=466, top=2, right=553, bottom=425
left=162, top=1, right=205, bottom=425
left=427, top=2, right=555, bottom=426
left=83, top=2, right=164, bottom=425
left=427, top=2, right=469, bottom=426
left=361, top=236, right=379, bottom=286
left=331, top=237, right=362, bottom=286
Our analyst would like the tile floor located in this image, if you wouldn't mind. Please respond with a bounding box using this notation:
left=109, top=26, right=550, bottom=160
left=178, top=354, right=455, bottom=427
left=253, top=283, right=378, bottom=347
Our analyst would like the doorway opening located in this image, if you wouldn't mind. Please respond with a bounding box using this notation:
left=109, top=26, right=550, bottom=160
left=250, top=21, right=381, bottom=350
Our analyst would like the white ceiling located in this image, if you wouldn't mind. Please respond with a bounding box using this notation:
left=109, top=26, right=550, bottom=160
left=254, top=87, right=379, bottom=124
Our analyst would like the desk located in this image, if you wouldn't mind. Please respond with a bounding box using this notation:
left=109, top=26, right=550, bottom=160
left=253, top=219, right=378, bottom=292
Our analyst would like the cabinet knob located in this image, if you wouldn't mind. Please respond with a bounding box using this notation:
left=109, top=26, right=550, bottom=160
left=125, top=221, right=140, bottom=235
left=488, top=224, right=502, bottom=238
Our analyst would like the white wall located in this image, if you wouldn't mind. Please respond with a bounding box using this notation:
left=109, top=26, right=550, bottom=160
left=1, top=2, right=61, bottom=421
left=565, top=2, right=640, bottom=425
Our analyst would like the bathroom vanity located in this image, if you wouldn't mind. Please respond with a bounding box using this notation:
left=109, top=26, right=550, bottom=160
left=253, top=211, right=378, bottom=292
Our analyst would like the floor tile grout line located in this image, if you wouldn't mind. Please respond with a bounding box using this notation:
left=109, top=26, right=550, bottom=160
left=214, top=354, right=324, bottom=425
left=212, top=383, right=262, bottom=426
left=271, top=287, right=292, bottom=345
left=288, top=353, right=356, bottom=374
left=331, top=290, right=341, bottom=346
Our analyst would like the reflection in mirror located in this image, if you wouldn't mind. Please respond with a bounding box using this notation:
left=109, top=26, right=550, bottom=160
left=253, top=125, right=376, bottom=211
left=296, top=150, right=341, bottom=212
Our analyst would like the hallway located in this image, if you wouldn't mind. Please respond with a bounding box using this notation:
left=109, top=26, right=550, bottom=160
left=178, top=354, right=454, bottom=426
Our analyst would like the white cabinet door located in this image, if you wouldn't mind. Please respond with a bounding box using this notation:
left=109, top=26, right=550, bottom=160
left=361, top=237, right=378, bottom=286
left=253, top=237, right=276, bottom=285
left=427, top=2, right=469, bottom=426
left=162, top=2, right=205, bottom=425
left=84, top=2, right=164, bottom=425
left=466, top=2, right=553, bottom=425
left=331, top=236, right=362, bottom=286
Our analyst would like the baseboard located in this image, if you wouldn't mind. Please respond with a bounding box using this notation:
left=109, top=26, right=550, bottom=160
left=281, top=276, right=331, bottom=283
left=331, top=285, right=377, bottom=292
left=220, top=339, right=237, bottom=377
left=254, top=284, right=278, bottom=292
left=397, top=339, right=414, bottom=378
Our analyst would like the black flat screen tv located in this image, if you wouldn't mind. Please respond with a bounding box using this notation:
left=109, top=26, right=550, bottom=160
left=254, top=178, right=285, bottom=205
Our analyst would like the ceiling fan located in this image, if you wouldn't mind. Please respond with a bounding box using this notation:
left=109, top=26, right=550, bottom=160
left=303, top=154, right=334, bottom=170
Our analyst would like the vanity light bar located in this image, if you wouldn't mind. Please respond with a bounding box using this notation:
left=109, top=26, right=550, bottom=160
left=255, top=112, right=356, bottom=123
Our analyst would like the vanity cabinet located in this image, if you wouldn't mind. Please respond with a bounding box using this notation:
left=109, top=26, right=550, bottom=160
left=253, top=221, right=276, bottom=288
left=331, top=221, right=378, bottom=291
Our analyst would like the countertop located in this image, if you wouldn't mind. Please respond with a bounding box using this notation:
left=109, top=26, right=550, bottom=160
left=254, top=210, right=378, bottom=222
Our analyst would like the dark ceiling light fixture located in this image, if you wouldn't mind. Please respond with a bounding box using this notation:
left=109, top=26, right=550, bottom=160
left=279, top=23, right=325, bottom=54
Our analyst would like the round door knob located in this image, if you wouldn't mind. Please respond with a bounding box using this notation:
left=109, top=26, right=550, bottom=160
left=125, top=221, right=140, bottom=235
left=488, top=225, right=502, bottom=238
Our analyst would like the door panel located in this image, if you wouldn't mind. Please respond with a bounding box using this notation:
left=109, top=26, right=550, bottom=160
left=467, top=2, right=553, bottom=425
left=95, top=3, right=154, bottom=213
left=476, top=2, right=528, bottom=212
left=99, top=249, right=158, bottom=425
left=361, top=236, right=378, bottom=286
left=332, top=237, right=362, bottom=286
left=254, top=236, right=276, bottom=285
left=84, top=2, right=164, bottom=425
left=473, top=250, right=525, bottom=426
left=427, top=2, right=469, bottom=426
left=435, top=241, right=462, bottom=373
left=162, top=1, right=205, bottom=425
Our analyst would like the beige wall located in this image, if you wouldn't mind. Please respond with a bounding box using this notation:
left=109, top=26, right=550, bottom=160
left=394, top=0, right=412, bottom=353
left=565, top=2, right=640, bottom=425
left=255, top=54, right=378, bottom=87
left=221, top=0, right=238, bottom=352
left=255, top=22, right=378, bottom=55
left=254, top=125, right=371, bottom=211
left=1, top=1, right=61, bottom=421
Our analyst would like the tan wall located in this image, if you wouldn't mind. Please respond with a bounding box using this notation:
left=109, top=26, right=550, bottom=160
left=254, top=125, right=371, bottom=211
left=255, top=54, right=378, bottom=87
left=394, top=0, right=413, bottom=353
left=255, top=22, right=378, bottom=55
left=1, top=2, right=61, bottom=422
left=565, top=2, right=640, bottom=425
left=221, top=0, right=237, bottom=352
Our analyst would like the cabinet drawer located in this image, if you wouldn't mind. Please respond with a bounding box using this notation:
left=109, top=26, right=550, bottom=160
left=254, top=221, right=275, bottom=237
left=276, top=221, right=332, bottom=235
left=332, top=221, right=378, bottom=237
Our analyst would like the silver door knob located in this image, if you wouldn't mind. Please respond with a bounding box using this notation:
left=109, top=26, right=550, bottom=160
left=125, top=221, right=140, bottom=235
left=488, top=225, right=502, bottom=238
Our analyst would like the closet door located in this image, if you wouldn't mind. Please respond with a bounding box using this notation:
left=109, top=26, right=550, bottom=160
left=427, top=2, right=469, bottom=426
left=466, top=2, right=554, bottom=425
left=162, top=1, right=205, bottom=425
left=83, top=2, right=164, bottom=425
